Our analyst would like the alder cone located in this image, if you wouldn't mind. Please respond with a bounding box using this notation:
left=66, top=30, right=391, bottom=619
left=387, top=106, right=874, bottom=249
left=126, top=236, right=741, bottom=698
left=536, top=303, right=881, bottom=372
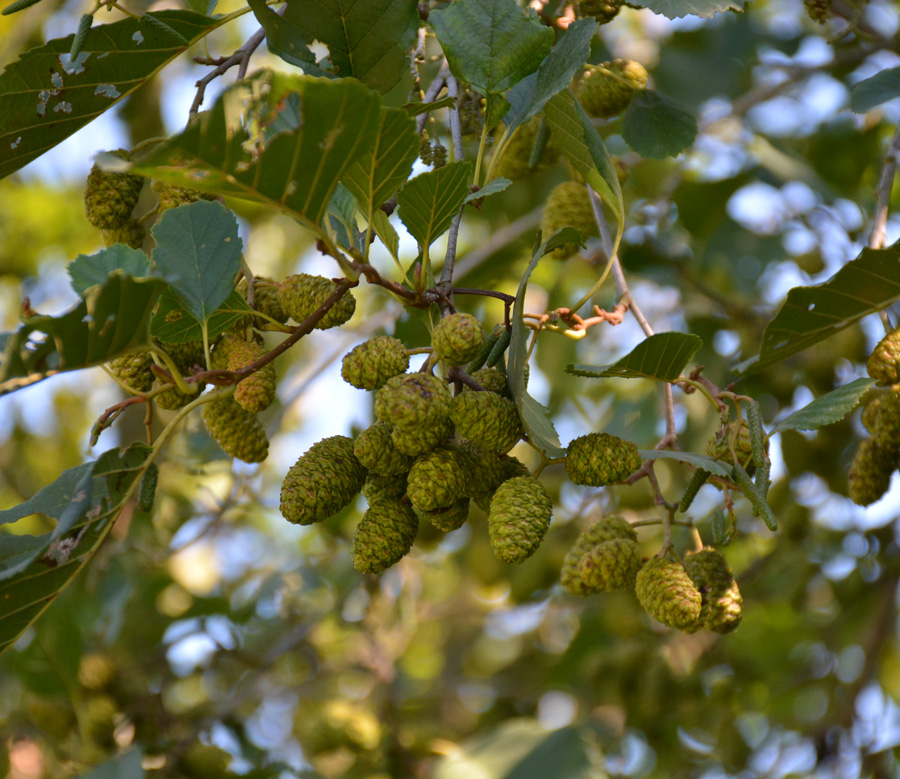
left=351, top=499, right=419, bottom=574
left=354, top=422, right=414, bottom=476
left=152, top=180, right=217, bottom=215
left=862, top=394, right=884, bottom=435
left=101, top=217, right=145, bottom=249
left=575, top=60, right=648, bottom=119
left=391, top=419, right=453, bottom=457
left=224, top=337, right=276, bottom=414
left=450, top=391, right=521, bottom=453
left=487, top=476, right=552, bottom=564
left=566, top=432, right=642, bottom=486
left=417, top=498, right=470, bottom=532
left=683, top=549, right=743, bottom=634
left=341, top=336, right=410, bottom=390
left=431, top=313, right=485, bottom=366
left=363, top=473, right=408, bottom=504
left=201, top=397, right=269, bottom=464
left=278, top=274, right=356, bottom=330
left=868, top=328, right=900, bottom=386
left=108, top=352, right=154, bottom=393
left=407, top=445, right=471, bottom=512
left=874, top=390, right=900, bottom=450
left=237, top=275, right=288, bottom=324
left=635, top=557, right=703, bottom=631
left=541, top=181, right=596, bottom=259
left=576, top=0, right=621, bottom=23
left=560, top=516, right=640, bottom=596
left=469, top=367, right=511, bottom=397
left=376, top=373, right=452, bottom=430
left=492, top=116, right=552, bottom=181
left=280, top=436, right=367, bottom=525
left=848, top=437, right=898, bottom=506
left=84, top=149, right=143, bottom=229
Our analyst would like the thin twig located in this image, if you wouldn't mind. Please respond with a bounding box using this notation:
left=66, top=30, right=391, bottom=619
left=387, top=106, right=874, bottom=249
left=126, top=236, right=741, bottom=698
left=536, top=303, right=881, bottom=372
left=869, top=123, right=900, bottom=252
left=416, top=64, right=450, bottom=134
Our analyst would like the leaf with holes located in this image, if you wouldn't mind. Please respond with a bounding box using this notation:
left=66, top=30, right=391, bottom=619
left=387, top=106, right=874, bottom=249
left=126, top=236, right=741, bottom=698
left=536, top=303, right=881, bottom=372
left=567, top=332, right=703, bottom=382
left=0, top=10, right=218, bottom=180
left=739, top=246, right=900, bottom=375
left=135, top=70, right=382, bottom=236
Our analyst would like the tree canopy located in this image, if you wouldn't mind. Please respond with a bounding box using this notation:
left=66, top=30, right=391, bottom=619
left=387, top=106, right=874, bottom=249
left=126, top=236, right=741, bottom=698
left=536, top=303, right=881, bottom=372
left=2, top=0, right=900, bottom=777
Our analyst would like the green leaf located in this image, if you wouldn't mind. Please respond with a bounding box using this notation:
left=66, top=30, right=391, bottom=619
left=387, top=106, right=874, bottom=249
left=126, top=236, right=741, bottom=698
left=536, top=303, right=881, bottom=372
left=740, top=246, right=900, bottom=374
left=0, top=10, right=218, bottom=180
left=136, top=71, right=382, bottom=235
left=325, top=183, right=362, bottom=253
left=505, top=18, right=598, bottom=131
left=628, top=0, right=745, bottom=18
left=0, top=444, right=151, bottom=656
left=150, top=200, right=242, bottom=324
left=622, top=90, right=698, bottom=159
left=342, top=106, right=420, bottom=217
left=850, top=66, right=900, bottom=113
left=398, top=161, right=474, bottom=249
left=430, top=0, right=553, bottom=95
left=250, top=0, right=418, bottom=93
left=246, top=0, right=326, bottom=76
left=404, top=96, right=457, bottom=117
left=567, top=332, right=703, bottom=382
left=465, top=177, right=511, bottom=203
left=370, top=209, right=400, bottom=260
left=638, top=449, right=734, bottom=479
left=770, top=377, right=876, bottom=434
left=150, top=289, right=252, bottom=344
left=67, top=245, right=150, bottom=296
left=507, top=230, right=570, bottom=460
left=78, top=749, right=145, bottom=779
left=0, top=273, right=166, bottom=396
left=544, top=91, right=623, bottom=224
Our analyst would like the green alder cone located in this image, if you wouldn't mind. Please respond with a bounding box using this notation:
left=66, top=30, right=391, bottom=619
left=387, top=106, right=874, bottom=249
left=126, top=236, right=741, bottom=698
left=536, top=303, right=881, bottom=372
left=683, top=548, right=743, bottom=634
left=492, top=116, right=555, bottom=181
left=152, top=377, right=196, bottom=410
left=472, top=453, right=531, bottom=511
left=391, top=418, right=454, bottom=457
left=541, top=181, right=597, bottom=259
left=152, top=179, right=217, bottom=215
left=108, top=351, right=154, bottom=393
left=201, top=397, right=269, bottom=464
left=560, top=516, right=640, bottom=596
left=376, top=373, right=452, bottom=429
left=706, top=421, right=759, bottom=473
left=874, top=390, right=900, bottom=450
left=575, top=538, right=644, bottom=595
left=417, top=498, right=470, bottom=532
left=488, top=476, right=553, bottom=564
left=237, top=275, right=288, bottom=324
left=84, top=149, right=143, bottom=230
left=220, top=337, right=277, bottom=414
left=635, top=557, right=703, bottom=632
left=354, top=422, right=415, bottom=476
left=407, top=444, right=472, bottom=512
left=575, top=60, right=649, bottom=119
left=278, top=273, right=356, bottom=330
left=450, top=391, right=522, bottom=454
left=341, top=336, right=410, bottom=390
left=363, top=473, right=408, bottom=503
left=153, top=339, right=207, bottom=410
left=280, top=436, right=366, bottom=525
left=432, top=313, right=485, bottom=366
left=867, top=328, right=900, bottom=386
left=351, top=499, right=419, bottom=574
left=469, top=367, right=512, bottom=397
left=848, top=436, right=899, bottom=506
left=101, top=217, right=145, bottom=249
left=565, top=432, right=642, bottom=486
left=862, top=394, right=885, bottom=435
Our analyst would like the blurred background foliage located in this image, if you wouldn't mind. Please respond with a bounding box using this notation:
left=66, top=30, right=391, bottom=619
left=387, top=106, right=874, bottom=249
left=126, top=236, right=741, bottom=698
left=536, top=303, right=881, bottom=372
left=2, top=0, right=900, bottom=777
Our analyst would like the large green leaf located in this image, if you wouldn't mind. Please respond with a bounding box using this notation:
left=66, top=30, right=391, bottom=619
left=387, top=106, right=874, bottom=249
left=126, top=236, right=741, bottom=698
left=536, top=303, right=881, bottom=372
left=150, top=201, right=242, bottom=324
left=567, top=332, right=703, bottom=382
left=628, top=0, right=745, bottom=18
left=507, top=230, right=577, bottom=460
left=849, top=66, right=900, bottom=113
left=150, top=289, right=252, bottom=344
left=622, top=90, right=698, bottom=159
left=0, top=10, right=218, bottom=180
left=67, top=245, right=150, bottom=296
left=740, top=246, right=900, bottom=375
left=544, top=91, right=623, bottom=225
left=0, top=273, right=167, bottom=395
left=771, top=378, right=875, bottom=434
left=0, top=444, right=151, bottom=656
left=246, top=0, right=328, bottom=77
left=430, top=0, right=553, bottom=95
left=397, top=161, right=474, bottom=249
left=505, top=18, right=598, bottom=132
left=342, top=106, right=419, bottom=217
left=250, top=0, right=418, bottom=94
left=135, top=70, right=382, bottom=234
